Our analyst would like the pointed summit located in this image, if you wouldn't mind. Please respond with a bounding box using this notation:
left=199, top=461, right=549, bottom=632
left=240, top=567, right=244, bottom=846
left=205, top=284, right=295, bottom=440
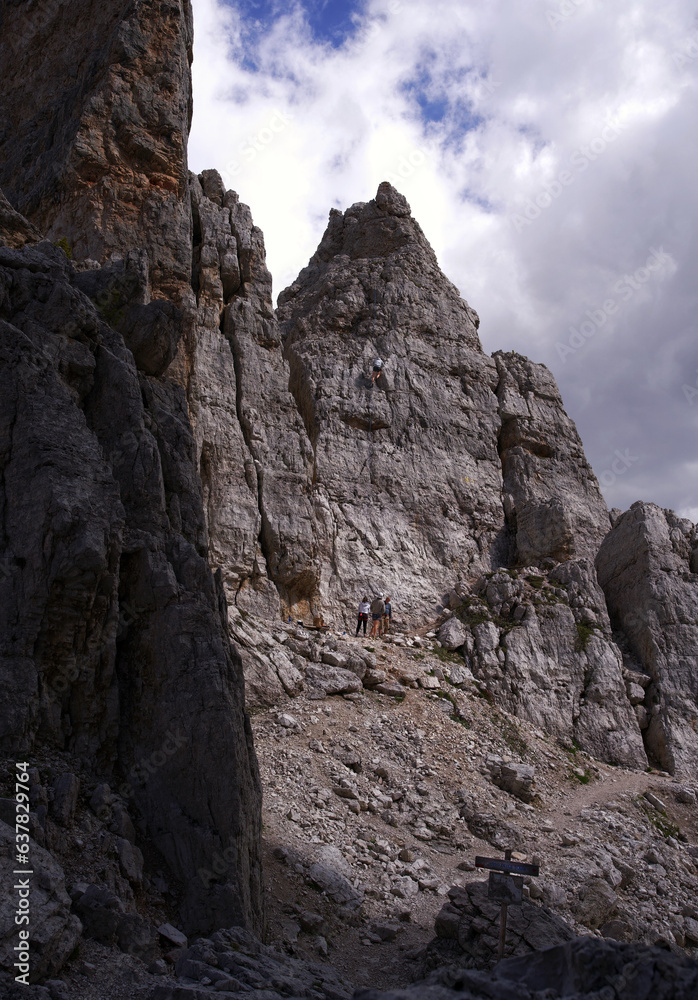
left=279, top=183, right=481, bottom=351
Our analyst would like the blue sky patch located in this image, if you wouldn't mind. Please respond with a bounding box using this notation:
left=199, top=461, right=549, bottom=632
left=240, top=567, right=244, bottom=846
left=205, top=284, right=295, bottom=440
left=226, top=0, right=365, bottom=48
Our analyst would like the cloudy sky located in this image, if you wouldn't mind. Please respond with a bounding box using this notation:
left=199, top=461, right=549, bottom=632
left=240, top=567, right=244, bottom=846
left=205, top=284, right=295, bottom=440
left=188, top=0, right=698, bottom=520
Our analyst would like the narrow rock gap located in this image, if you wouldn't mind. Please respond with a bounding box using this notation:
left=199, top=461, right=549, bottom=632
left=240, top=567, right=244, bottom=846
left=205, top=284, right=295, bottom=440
left=225, top=303, right=278, bottom=603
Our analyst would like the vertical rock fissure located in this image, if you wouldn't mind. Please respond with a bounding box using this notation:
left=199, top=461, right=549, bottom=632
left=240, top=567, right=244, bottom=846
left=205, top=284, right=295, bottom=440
left=225, top=306, right=277, bottom=604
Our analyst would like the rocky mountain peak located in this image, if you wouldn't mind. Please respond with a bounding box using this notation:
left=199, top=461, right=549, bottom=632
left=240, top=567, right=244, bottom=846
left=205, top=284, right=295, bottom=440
left=0, top=4, right=697, bottom=995
left=280, top=181, right=481, bottom=354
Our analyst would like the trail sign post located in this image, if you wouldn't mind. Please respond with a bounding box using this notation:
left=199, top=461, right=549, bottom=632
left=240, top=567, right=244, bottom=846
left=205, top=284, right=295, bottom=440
left=474, top=850, right=541, bottom=960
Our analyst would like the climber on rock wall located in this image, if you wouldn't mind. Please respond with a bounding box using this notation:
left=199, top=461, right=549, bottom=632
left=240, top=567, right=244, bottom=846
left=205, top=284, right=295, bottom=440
left=372, top=357, right=384, bottom=383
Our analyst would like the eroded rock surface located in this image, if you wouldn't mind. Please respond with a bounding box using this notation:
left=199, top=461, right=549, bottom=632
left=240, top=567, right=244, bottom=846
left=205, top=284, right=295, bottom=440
left=0, top=0, right=194, bottom=301
left=495, top=352, right=610, bottom=566
left=596, top=502, right=698, bottom=777
left=430, top=880, right=574, bottom=970
left=356, top=938, right=698, bottom=1000
left=0, top=234, right=262, bottom=938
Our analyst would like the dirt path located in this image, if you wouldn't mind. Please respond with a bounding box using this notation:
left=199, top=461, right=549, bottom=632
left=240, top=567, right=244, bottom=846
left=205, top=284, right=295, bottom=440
left=552, top=768, right=674, bottom=828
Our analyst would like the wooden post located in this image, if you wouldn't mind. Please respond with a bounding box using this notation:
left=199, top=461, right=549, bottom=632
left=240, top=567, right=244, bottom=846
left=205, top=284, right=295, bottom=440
left=498, top=849, right=512, bottom=961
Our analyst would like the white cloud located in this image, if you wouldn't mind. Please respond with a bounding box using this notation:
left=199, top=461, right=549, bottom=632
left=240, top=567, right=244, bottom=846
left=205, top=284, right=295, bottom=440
left=189, top=0, right=698, bottom=515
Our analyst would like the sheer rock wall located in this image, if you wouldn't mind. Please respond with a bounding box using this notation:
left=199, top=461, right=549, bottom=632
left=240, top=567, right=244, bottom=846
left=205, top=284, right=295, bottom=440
left=0, top=236, right=263, bottom=936
left=0, top=0, right=263, bottom=938
left=596, top=502, right=698, bottom=778
left=0, top=0, right=194, bottom=301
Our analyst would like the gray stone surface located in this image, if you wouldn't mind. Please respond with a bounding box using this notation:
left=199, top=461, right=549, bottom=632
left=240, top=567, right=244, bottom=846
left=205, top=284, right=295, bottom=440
left=596, top=502, right=698, bottom=777
left=355, top=938, right=698, bottom=1000
left=437, top=617, right=468, bottom=651
left=455, top=564, right=647, bottom=768
left=149, top=925, right=351, bottom=1000
left=0, top=0, right=195, bottom=302
left=492, top=762, right=535, bottom=803
left=495, top=352, right=611, bottom=567
left=0, top=236, right=262, bottom=936
left=0, top=189, right=42, bottom=249
left=275, top=183, right=503, bottom=622
left=0, top=0, right=264, bottom=942
left=50, top=774, right=80, bottom=827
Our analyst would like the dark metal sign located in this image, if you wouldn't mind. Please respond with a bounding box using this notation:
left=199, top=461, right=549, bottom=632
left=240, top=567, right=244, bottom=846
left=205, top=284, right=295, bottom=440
left=475, top=855, right=540, bottom=877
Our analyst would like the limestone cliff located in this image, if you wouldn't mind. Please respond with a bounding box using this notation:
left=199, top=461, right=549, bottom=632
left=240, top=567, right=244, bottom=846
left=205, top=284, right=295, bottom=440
left=176, top=175, right=649, bottom=766
left=0, top=0, right=262, bottom=941
left=0, top=0, right=194, bottom=301
left=597, top=503, right=698, bottom=779
left=0, top=8, right=697, bottom=993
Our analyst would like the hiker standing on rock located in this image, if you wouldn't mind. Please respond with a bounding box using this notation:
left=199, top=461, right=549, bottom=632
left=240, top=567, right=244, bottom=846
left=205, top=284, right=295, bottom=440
left=382, top=595, right=392, bottom=635
left=356, top=596, right=370, bottom=636
left=369, top=593, right=385, bottom=638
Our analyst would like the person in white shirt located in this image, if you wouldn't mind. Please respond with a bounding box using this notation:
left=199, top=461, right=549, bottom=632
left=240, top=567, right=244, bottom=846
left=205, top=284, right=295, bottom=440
left=356, top=596, right=370, bottom=635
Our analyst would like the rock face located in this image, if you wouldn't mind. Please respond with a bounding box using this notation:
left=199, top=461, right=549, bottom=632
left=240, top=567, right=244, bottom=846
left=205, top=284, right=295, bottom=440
left=150, top=925, right=351, bottom=1000
left=0, top=0, right=264, bottom=946
left=0, top=190, right=42, bottom=249
left=357, top=938, right=698, bottom=1000
left=274, top=183, right=611, bottom=622
left=494, top=351, right=611, bottom=566
left=0, top=236, right=262, bottom=935
left=451, top=563, right=648, bottom=768
left=596, top=502, right=698, bottom=777
left=0, top=0, right=194, bottom=301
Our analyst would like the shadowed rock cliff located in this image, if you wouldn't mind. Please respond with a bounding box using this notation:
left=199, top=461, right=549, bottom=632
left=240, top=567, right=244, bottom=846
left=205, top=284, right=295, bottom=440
left=0, top=0, right=262, bottom=945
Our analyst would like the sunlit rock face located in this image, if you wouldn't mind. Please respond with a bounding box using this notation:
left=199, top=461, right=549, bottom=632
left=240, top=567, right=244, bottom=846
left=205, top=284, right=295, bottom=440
left=273, top=182, right=609, bottom=623
left=597, top=501, right=698, bottom=777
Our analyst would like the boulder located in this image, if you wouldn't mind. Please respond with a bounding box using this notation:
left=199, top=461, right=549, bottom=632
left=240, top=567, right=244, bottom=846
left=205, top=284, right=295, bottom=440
left=430, top=880, right=574, bottom=969
left=437, top=617, right=468, bottom=650
left=73, top=885, right=124, bottom=944
left=304, top=664, right=363, bottom=696
left=574, top=877, right=618, bottom=930
left=493, top=762, right=536, bottom=803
